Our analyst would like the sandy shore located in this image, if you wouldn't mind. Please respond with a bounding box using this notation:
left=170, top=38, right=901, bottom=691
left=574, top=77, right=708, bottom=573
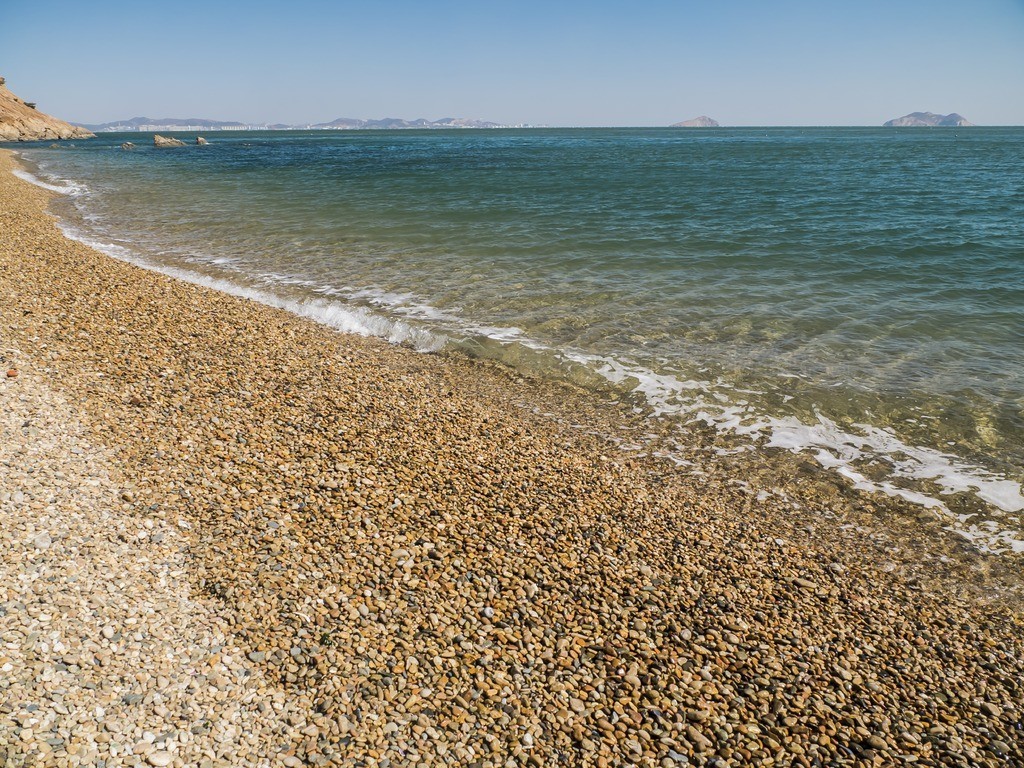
left=1, top=149, right=1022, bottom=767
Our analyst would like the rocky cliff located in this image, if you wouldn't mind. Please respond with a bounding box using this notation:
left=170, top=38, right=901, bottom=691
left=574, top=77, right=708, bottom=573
left=883, top=112, right=974, bottom=127
left=0, top=77, right=94, bottom=141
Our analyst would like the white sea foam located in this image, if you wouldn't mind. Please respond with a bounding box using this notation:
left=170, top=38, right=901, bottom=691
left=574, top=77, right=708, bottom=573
left=53, top=221, right=448, bottom=353
left=12, top=167, right=89, bottom=196
left=761, top=415, right=1024, bottom=513
left=549, top=347, right=1024, bottom=553
left=574, top=344, right=1024, bottom=519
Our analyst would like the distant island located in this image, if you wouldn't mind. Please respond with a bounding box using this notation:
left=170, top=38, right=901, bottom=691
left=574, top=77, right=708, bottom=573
left=670, top=116, right=720, bottom=128
left=80, top=116, right=529, bottom=132
left=883, top=112, right=974, bottom=127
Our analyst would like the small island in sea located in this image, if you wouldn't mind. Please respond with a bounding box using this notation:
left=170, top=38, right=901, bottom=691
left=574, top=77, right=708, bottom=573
left=670, top=115, right=720, bottom=128
left=883, top=111, right=974, bottom=127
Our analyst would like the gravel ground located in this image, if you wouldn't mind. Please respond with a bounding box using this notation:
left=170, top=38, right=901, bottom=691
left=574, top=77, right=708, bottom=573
left=1, top=149, right=1022, bottom=767
left=0, top=354, right=320, bottom=766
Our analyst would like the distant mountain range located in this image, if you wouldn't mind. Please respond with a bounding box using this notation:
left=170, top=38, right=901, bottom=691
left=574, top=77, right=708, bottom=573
left=73, top=112, right=987, bottom=133
left=80, top=115, right=517, bottom=132
left=883, top=112, right=974, bottom=127
left=312, top=116, right=505, bottom=130
left=80, top=116, right=255, bottom=131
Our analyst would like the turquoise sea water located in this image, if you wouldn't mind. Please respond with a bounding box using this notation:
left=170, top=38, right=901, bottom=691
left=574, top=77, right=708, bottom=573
left=13, top=128, right=1024, bottom=552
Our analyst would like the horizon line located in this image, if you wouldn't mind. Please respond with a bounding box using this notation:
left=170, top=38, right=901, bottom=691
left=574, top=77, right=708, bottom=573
left=74, top=123, right=1022, bottom=130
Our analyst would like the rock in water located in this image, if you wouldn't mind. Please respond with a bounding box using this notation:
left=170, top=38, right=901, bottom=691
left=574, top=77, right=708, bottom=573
left=121, top=142, right=136, bottom=150
left=196, top=136, right=208, bottom=145
left=153, top=134, right=186, bottom=148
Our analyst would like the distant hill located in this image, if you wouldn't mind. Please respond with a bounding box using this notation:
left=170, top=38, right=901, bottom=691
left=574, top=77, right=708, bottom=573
left=0, top=76, right=94, bottom=141
left=83, top=115, right=511, bottom=132
left=670, top=116, right=720, bottom=128
left=81, top=116, right=256, bottom=131
left=883, top=112, right=974, bottom=127
left=310, top=116, right=504, bottom=130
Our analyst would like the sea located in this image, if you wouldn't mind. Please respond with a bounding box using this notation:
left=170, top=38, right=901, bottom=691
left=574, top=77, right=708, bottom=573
left=11, top=127, right=1024, bottom=554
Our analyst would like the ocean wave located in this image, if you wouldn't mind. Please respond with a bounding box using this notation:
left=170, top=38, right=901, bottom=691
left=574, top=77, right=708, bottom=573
left=12, top=167, right=89, bottom=196
left=579, top=349, right=1024, bottom=502
left=52, top=221, right=448, bottom=352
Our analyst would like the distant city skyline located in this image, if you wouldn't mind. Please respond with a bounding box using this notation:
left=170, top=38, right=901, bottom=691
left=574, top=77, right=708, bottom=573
left=3, top=0, right=1023, bottom=127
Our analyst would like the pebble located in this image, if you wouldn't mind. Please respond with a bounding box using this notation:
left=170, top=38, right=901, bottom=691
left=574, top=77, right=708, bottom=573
left=979, top=701, right=1001, bottom=718
left=0, top=331, right=316, bottom=765
left=866, top=735, right=888, bottom=750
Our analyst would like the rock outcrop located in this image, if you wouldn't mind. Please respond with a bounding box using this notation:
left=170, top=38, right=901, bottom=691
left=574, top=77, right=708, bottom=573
left=883, top=112, right=974, bottom=127
left=671, top=116, right=720, bottom=128
left=0, top=77, right=94, bottom=142
left=121, top=142, right=136, bottom=150
left=196, top=136, right=208, bottom=145
left=153, top=134, right=187, bottom=148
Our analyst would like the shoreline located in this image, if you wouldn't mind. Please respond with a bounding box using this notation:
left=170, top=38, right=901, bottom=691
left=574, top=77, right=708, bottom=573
left=12, top=146, right=1024, bottom=593
left=1, top=148, right=1022, bottom=766
left=15, top=140, right=1024, bottom=558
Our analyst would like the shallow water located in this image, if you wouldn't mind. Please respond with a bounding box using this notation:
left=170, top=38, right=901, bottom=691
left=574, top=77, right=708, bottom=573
left=13, top=127, right=1024, bottom=552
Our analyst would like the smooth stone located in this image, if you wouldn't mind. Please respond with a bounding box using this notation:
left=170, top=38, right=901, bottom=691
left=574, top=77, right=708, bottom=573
left=979, top=701, right=1001, bottom=718
left=866, top=735, right=888, bottom=750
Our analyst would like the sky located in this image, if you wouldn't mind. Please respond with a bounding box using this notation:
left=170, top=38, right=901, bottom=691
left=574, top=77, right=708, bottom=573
left=2, top=0, right=1023, bottom=127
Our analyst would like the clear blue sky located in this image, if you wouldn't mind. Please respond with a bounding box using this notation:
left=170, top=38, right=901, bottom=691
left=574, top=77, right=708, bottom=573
left=3, top=0, right=1023, bottom=126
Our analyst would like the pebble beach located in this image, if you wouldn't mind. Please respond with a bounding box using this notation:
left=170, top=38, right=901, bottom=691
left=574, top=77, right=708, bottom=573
left=1, top=148, right=1022, bottom=766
